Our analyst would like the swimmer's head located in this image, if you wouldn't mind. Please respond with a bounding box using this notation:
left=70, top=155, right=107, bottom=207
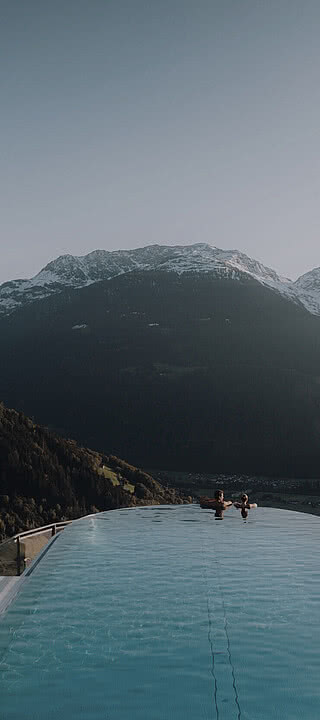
left=215, top=489, right=224, bottom=501
left=241, top=494, right=248, bottom=503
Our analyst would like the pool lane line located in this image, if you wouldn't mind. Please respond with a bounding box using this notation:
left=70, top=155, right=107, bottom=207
left=202, top=517, right=243, bottom=720
left=202, top=529, right=220, bottom=719
left=211, top=543, right=242, bottom=720
left=220, top=595, right=242, bottom=720
left=205, top=586, right=220, bottom=719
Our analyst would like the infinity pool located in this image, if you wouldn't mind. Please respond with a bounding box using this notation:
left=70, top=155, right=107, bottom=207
left=0, top=505, right=320, bottom=719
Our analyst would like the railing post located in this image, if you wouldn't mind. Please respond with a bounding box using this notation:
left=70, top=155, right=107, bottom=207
left=52, top=524, right=56, bottom=536
left=16, top=537, right=21, bottom=576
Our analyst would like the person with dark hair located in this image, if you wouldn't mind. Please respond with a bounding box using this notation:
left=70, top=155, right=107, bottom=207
left=200, top=489, right=233, bottom=519
left=234, top=494, right=257, bottom=519
left=213, top=489, right=233, bottom=519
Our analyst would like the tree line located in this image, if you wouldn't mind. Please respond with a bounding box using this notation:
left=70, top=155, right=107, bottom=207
left=0, top=403, right=188, bottom=541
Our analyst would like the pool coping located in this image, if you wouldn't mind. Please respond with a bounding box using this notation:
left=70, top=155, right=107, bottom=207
left=0, top=508, right=172, bottom=616
left=0, top=534, right=60, bottom=617
left=0, top=509, right=153, bottom=617
left=0, top=513, right=101, bottom=617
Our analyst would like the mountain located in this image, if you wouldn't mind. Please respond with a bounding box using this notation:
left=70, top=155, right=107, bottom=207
left=1, top=243, right=320, bottom=317
left=0, top=403, right=189, bottom=543
left=1, top=265, right=320, bottom=478
left=295, top=267, right=320, bottom=294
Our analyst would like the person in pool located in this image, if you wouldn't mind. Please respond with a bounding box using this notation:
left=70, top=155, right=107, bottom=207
left=234, top=494, right=258, bottom=519
left=212, top=489, right=233, bottom=519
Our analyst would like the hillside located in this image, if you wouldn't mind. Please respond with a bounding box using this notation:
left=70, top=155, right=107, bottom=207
left=0, top=404, right=190, bottom=541
left=1, top=271, right=320, bottom=476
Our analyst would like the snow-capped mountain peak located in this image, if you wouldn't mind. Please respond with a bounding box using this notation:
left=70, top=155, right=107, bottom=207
left=0, top=243, right=319, bottom=317
left=294, top=267, right=320, bottom=292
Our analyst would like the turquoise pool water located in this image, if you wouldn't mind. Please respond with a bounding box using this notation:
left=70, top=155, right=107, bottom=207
left=0, top=505, right=320, bottom=719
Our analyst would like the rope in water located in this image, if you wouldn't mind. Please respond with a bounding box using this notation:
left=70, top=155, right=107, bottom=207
left=202, top=517, right=242, bottom=720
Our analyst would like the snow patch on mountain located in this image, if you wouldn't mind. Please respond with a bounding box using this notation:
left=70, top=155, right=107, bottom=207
left=1, top=243, right=320, bottom=317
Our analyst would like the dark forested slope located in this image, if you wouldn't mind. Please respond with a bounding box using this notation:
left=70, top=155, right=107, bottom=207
left=0, top=404, right=189, bottom=540
left=1, top=271, right=320, bottom=475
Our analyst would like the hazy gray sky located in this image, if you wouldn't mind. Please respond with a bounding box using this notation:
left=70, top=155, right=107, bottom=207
left=1, top=0, right=320, bottom=283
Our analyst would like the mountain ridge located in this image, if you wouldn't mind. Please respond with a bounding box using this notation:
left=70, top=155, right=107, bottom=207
left=1, top=243, right=320, bottom=317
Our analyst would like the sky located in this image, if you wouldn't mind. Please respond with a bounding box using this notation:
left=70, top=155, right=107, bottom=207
left=1, top=0, right=320, bottom=284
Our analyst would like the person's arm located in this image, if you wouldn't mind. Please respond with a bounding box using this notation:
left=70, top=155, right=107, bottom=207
left=224, top=501, right=233, bottom=508
left=233, top=502, right=241, bottom=508
left=248, top=503, right=257, bottom=509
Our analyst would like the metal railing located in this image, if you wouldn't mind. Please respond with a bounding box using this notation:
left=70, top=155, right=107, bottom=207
left=0, top=521, right=72, bottom=576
